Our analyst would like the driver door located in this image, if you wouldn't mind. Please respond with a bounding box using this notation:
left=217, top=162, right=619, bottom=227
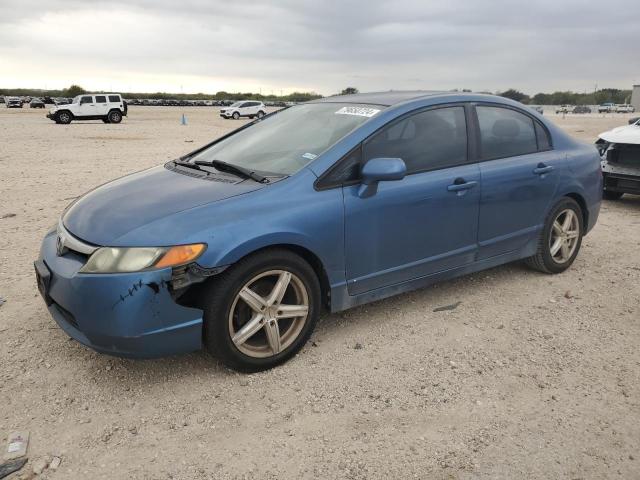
left=77, top=95, right=96, bottom=117
left=343, top=105, right=480, bottom=295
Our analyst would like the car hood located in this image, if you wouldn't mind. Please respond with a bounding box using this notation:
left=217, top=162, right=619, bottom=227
left=599, top=123, right=640, bottom=145
left=63, top=165, right=263, bottom=245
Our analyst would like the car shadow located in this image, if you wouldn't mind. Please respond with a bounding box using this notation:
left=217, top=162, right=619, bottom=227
left=58, top=259, right=535, bottom=388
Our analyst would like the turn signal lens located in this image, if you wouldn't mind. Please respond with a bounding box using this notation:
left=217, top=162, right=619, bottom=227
left=155, top=244, right=206, bottom=268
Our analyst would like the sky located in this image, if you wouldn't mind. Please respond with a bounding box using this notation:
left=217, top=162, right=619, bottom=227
left=0, top=0, right=638, bottom=96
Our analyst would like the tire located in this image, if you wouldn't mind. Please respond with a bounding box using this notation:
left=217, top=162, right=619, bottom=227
left=108, top=110, right=122, bottom=123
left=202, top=249, right=321, bottom=372
left=232, top=111, right=240, bottom=120
left=525, top=197, right=584, bottom=274
left=603, top=190, right=624, bottom=200
left=56, top=111, right=72, bottom=124
left=257, top=110, right=265, bottom=119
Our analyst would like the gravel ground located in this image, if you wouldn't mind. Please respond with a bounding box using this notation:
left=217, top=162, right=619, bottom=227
left=1, top=106, right=639, bottom=479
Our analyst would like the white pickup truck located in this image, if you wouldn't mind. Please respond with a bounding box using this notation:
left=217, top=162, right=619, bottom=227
left=47, top=93, right=128, bottom=124
left=615, top=104, right=636, bottom=113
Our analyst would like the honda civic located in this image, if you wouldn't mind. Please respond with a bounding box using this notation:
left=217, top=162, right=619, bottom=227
left=35, top=91, right=602, bottom=371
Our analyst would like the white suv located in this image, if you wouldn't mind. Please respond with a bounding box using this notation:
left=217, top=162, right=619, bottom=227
left=46, top=93, right=128, bottom=124
left=219, top=101, right=266, bottom=120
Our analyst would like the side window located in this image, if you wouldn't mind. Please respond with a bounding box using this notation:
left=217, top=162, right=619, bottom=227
left=108, top=95, right=120, bottom=102
left=317, top=146, right=363, bottom=189
left=363, top=106, right=468, bottom=173
left=95, top=95, right=106, bottom=103
left=535, top=122, right=552, bottom=151
left=477, top=106, right=538, bottom=159
left=80, top=96, right=93, bottom=104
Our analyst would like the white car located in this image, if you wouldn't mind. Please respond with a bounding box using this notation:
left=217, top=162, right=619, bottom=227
left=46, top=93, right=127, bottom=124
left=219, top=101, right=266, bottom=120
left=615, top=104, right=636, bottom=113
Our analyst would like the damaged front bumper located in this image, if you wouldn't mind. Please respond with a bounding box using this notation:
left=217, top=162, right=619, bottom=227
left=36, top=230, right=204, bottom=358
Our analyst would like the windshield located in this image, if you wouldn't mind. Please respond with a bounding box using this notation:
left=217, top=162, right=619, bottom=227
left=72, top=96, right=81, bottom=104
left=230, top=101, right=244, bottom=107
left=190, top=103, right=382, bottom=175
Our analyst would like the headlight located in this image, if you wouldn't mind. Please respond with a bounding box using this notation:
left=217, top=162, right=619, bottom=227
left=79, top=244, right=206, bottom=274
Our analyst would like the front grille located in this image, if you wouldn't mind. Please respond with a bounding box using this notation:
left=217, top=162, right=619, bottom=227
left=607, top=144, right=640, bottom=166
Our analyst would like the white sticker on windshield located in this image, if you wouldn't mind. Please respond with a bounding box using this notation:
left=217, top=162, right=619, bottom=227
left=335, top=106, right=380, bottom=118
left=302, top=152, right=318, bottom=160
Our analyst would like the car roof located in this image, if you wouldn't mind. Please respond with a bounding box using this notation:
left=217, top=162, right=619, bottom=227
left=310, top=90, right=446, bottom=107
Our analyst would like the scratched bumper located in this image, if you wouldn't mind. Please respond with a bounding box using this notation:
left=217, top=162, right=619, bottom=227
left=37, top=230, right=204, bottom=358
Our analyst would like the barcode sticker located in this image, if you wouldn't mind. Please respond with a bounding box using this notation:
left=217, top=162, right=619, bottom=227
left=335, top=107, right=380, bottom=118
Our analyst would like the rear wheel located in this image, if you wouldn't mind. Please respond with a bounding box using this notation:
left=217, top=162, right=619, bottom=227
left=603, top=190, right=624, bottom=200
left=257, top=110, right=265, bottom=119
left=108, top=110, right=122, bottom=123
left=202, top=249, right=320, bottom=372
left=56, top=111, right=72, bottom=124
left=525, top=197, right=583, bottom=274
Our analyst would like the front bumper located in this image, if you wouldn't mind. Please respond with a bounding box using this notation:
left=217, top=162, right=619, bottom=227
left=36, top=230, right=204, bottom=358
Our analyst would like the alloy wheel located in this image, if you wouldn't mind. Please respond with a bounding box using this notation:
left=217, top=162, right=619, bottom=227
left=228, top=270, right=309, bottom=358
left=549, top=208, right=580, bottom=263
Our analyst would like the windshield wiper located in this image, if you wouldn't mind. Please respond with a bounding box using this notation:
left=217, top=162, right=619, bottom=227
left=194, top=160, right=269, bottom=183
left=174, top=159, right=203, bottom=171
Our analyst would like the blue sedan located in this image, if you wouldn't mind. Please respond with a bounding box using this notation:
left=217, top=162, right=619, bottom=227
left=35, top=91, right=602, bottom=371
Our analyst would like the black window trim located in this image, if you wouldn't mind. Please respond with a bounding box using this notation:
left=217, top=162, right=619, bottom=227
left=315, top=102, right=476, bottom=191
left=471, top=102, right=554, bottom=163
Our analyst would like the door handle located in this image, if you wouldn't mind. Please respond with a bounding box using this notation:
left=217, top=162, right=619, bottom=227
left=533, top=163, right=554, bottom=175
left=447, top=179, right=478, bottom=192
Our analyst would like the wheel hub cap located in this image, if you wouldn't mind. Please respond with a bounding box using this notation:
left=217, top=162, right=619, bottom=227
left=228, top=270, right=309, bottom=358
left=549, top=208, right=580, bottom=263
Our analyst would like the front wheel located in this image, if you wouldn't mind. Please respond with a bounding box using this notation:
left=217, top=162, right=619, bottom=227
left=56, top=111, right=72, bottom=124
left=232, top=111, right=240, bottom=120
left=202, top=249, right=321, bottom=372
left=525, top=198, right=583, bottom=274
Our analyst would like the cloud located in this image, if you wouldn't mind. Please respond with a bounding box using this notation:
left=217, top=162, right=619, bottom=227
left=0, top=0, right=638, bottom=94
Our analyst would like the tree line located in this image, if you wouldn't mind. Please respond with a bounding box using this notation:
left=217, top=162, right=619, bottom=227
left=1, top=84, right=632, bottom=105
left=498, top=88, right=633, bottom=105
left=0, top=85, right=322, bottom=103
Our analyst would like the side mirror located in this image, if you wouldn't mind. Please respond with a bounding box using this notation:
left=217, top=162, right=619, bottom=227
left=358, top=157, right=406, bottom=198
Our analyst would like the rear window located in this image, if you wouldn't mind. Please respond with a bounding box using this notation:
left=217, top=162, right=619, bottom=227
left=477, top=106, right=538, bottom=160
left=108, top=95, right=120, bottom=102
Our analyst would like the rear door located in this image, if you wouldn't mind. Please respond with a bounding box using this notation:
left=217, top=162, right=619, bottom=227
left=94, top=95, right=108, bottom=115
left=343, top=105, right=481, bottom=295
left=473, top=104, right=562, bottom=259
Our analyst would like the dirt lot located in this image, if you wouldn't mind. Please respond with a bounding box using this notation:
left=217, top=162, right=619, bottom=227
left=1, top=106, right=639, bottom=479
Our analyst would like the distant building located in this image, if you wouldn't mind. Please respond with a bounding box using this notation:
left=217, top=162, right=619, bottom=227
left=632, top=85, right=640, bottom=110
